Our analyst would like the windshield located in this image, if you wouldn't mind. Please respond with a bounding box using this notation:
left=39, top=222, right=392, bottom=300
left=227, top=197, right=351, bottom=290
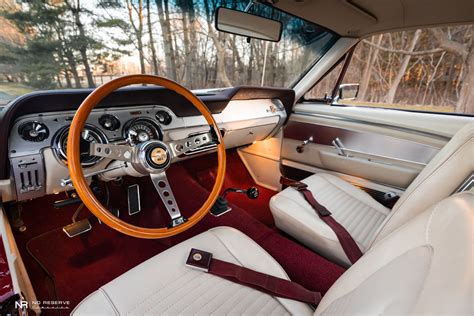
left=0, top=0, right=338, bottom=104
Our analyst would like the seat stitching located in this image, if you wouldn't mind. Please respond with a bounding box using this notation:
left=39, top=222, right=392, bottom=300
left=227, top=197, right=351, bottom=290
left=317, top=174, right=388, bottom=214
left=126, top=269, right=198, bottom=314
left=170, top=276, right=229, bottom=314
left=208, top=284, right=249, bottom=315
left=144, top=272, right=215, bottom=314
left=98, top=288, right=120, bottom=315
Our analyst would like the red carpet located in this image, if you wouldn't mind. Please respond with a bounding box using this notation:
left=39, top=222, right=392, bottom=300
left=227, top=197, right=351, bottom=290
left=14, top=151, right=345, bottom=315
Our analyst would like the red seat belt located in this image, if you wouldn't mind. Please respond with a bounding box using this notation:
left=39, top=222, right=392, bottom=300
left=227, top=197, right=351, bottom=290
left=186, top=248, right=322, bottom=305
left=280, top=176, right=363, bottom=264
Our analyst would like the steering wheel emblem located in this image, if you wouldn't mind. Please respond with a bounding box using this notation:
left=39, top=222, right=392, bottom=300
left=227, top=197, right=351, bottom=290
left=150, top=147, right=168, bottom=166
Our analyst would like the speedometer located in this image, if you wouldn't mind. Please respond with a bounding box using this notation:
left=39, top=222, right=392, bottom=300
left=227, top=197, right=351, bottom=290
left=123, top=118, right=162, bottom=146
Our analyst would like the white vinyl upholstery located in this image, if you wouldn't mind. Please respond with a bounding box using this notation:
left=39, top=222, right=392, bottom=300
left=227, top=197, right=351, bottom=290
left=271, top=122, right=473, bottom=265
left=72, top=226, right=313, bottom=316
left=270, top=173, right=390, bottom=266
left=373, top=122, right=474, bottom=244
left=74, top=193, right=473, bottom=315
left=316, top=192, right=474, bottom=315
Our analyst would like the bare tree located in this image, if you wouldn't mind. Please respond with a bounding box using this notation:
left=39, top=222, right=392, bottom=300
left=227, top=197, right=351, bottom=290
left=146, top=0, right=159, bottom=75
left=385, top=29, right=422, bottom=103
left=126, top=0, right=146, bottom=74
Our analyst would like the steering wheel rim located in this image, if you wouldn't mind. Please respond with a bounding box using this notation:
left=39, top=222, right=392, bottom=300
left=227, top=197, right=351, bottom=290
left=67, top=74, right=226, bottom=238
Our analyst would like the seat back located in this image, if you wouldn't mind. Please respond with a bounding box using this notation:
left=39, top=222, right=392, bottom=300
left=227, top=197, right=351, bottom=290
left=315, top=192, right=473, bottom=315
left=372, top=122, right=473, bottom=244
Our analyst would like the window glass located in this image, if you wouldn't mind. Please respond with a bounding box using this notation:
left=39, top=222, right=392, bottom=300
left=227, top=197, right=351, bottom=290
left=0, top=0, right=338, bottom=104
left=304, top=61, right=343, bottom=101
left=339, top=25, right=473, bottom=114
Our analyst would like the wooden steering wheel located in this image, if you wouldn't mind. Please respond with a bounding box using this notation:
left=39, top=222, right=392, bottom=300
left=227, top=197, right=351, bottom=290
left=67, top=75, right=226, bottom=238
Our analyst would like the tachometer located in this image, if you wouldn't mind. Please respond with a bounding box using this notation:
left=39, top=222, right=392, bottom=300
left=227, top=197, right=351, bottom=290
left=123, top=118, right=162, bottom=146
left=53, top=124, right=108, bottom=166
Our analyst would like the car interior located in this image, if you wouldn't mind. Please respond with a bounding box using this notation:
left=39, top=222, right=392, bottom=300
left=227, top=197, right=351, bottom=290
left=0, top=0, right=472, bottom=315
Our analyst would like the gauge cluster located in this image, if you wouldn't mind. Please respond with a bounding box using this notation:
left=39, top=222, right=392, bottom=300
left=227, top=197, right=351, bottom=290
left=9, top=105, right=176, bottom=168
left=8, top=99, right=286, bottom=201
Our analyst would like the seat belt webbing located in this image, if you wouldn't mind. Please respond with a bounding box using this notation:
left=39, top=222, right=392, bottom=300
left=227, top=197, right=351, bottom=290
left=280, top=176, right=363, bottom=264
left=186, top=248, right=322, bottom=305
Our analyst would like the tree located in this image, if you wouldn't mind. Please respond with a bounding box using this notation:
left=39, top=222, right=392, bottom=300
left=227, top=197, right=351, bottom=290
left=146, top=0, right=159, bottom=75
left=64, top=0, right=96, bottom=87
left=155, top=0, right=177, bottom=80
left=125, top=0, right=146, bottom=74
left=385, top=29, right=422, bottom=104
left=431, top=28, right=473, bottom=113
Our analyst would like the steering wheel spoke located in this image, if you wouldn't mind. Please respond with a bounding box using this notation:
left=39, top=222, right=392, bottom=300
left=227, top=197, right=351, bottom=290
left=90, top=143, right=134, bottom=162
left=169, top=132, right=215, bottom=159
left=150, top=172, right=186, bottom=227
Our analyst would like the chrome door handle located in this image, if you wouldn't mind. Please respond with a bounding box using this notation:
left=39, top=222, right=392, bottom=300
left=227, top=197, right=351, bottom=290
left=332, top=137, right=348, bottom=157
left=296, top=136, right=313, bottom=153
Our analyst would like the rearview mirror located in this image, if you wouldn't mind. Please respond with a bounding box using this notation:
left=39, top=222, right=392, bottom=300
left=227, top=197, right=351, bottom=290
left=338, top=84, right=359, bottom=101
left=215, top=7, right=283, bottom=42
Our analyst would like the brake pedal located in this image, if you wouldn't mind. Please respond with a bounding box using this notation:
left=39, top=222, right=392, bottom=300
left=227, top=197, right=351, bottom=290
left=63, top=219, right=92, bottom=237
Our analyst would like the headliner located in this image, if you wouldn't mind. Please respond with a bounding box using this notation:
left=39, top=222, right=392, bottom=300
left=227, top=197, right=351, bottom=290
left=275, top=0, right=474, bottom=37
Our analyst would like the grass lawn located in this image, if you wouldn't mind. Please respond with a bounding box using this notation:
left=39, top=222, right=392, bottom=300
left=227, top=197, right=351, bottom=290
left=0, top=82, right=35, bottom=97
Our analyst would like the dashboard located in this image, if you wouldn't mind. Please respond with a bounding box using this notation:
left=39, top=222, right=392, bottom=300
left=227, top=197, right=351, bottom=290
left=1, top=86, right=293, bottom=202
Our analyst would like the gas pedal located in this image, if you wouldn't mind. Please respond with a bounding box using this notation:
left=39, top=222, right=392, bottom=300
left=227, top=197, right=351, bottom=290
left=63, top=219, right=92, bottom=237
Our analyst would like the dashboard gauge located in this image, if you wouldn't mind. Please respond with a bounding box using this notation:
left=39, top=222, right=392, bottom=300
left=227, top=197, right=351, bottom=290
left=98, top=114, right=120, bottom=131
left=123, top=118, right=162, bottom=146
left=52, top=124, right=108, bottom=167
left=155, top=110, right=172, bottom=125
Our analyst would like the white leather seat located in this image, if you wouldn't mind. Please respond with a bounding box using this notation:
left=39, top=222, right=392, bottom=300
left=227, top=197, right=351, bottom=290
left=270, top=122, right=473, bottom=266
left=72, top=226, right=313, bottom=316
left=74, top=193, right=473, bottom=315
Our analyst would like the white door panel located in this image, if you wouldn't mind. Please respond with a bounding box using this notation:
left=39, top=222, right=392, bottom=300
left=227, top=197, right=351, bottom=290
left=281, top=103, right=473, bottom=189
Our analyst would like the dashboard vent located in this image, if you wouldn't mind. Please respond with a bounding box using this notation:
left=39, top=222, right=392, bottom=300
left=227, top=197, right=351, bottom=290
left=18, top=121, right=49, bottom=142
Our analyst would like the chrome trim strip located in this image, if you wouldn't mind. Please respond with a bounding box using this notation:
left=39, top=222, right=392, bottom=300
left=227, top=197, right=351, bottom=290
left=292, top=111, right=451, bottom=142
left=335, top=146, right=428, bottom=167
left=455, top=173, right=474, bottom=193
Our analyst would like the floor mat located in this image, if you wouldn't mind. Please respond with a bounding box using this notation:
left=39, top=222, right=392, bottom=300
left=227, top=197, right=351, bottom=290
left=15, top=153, right=345, bottom=314
left=182, top=150, right=276, bottom=227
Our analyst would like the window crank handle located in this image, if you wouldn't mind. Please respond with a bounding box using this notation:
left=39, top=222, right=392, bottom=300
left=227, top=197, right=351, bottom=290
left=296, top=136, right=313, bottom=153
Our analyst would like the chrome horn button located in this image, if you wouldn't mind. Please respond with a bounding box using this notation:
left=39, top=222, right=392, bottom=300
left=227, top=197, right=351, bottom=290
left=134, top=140, right=172, bottom=174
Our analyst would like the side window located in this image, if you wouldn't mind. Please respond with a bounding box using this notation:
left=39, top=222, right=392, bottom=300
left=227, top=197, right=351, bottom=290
left=338, top=25, right=473, bottom=114
left=304, top=60, right=343, bottom=101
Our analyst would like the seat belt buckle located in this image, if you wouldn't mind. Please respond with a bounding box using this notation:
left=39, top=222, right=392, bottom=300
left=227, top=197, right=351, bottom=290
left=186, top=248, right=213, bottom=272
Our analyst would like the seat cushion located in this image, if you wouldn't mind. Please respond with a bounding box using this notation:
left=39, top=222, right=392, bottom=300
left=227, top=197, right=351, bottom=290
left=72, top=226, right=313, bottom=316
left=270, top=173, right=390, bottom=266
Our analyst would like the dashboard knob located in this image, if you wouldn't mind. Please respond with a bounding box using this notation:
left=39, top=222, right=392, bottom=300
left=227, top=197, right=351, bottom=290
left=99, top=114, right=120, bottom=131
left=155, top=110, right=172, bottom=125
